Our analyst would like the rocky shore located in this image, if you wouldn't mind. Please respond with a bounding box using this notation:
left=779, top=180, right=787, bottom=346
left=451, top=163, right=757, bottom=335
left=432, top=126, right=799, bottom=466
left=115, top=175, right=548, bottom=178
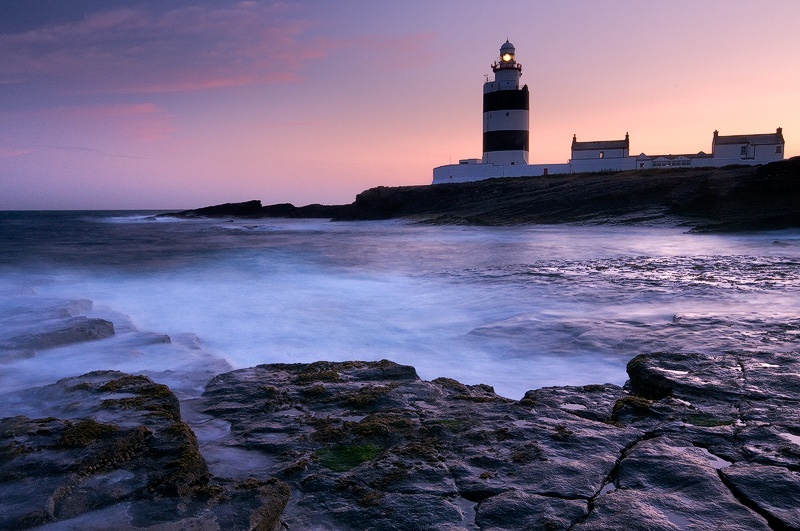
left=2, top=304, right=799, bottom=529
left=167, top=158, right=800, bottom=232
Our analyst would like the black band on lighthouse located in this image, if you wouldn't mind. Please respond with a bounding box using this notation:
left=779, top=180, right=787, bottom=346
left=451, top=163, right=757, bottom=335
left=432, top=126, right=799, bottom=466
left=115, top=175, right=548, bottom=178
left=483, top=86, right=529, bottom=113
left=483, top=130, right=529, bottom=153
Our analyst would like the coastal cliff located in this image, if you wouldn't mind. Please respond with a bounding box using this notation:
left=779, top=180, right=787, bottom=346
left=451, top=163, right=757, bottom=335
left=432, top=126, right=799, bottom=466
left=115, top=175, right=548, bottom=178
left=170, top=157, right=800, bottom=231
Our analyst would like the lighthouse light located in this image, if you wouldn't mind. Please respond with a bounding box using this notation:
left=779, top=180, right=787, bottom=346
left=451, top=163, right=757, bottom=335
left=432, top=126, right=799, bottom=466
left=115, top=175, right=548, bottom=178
left=502, top=53, right=512, bottom=62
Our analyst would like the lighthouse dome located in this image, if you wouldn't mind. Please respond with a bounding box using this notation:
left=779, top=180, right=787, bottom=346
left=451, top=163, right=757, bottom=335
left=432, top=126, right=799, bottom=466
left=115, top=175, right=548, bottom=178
left=500, top=40, right=515, bottom=55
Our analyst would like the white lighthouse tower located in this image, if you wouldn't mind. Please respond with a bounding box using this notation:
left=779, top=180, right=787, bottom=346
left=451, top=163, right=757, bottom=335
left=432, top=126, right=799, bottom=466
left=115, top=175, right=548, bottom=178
left=433, top=41, right=570, bottom=184
left=482, top=40, right=529, bottom=164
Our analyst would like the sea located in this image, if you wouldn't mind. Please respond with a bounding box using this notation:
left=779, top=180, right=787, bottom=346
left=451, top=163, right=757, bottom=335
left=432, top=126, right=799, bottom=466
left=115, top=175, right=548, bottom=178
left=2, top=210, right=800, bottom=408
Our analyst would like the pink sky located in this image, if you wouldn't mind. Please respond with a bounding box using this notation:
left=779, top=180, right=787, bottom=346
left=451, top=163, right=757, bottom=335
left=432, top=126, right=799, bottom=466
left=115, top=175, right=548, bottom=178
left=1, top=0, right=798, bottom=209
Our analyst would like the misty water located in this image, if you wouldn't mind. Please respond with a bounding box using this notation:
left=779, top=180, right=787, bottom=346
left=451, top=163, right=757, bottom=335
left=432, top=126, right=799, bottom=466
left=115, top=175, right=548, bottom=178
left=2, top=211, right=800, bottom=410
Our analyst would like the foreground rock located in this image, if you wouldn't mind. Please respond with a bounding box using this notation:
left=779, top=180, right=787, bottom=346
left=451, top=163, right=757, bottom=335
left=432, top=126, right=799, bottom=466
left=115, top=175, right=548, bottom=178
left=199, top=352, right=800, bottom=530
left=0, top=371, right=289, bottom=530
left=167, top=157, right=800, bottom=231
left=4, top=350, right=798, bottom=528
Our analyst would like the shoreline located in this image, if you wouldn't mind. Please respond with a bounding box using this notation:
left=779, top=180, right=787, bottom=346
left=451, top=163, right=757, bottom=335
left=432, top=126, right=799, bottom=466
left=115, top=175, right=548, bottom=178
left=166, top=157, right=800, bottom=232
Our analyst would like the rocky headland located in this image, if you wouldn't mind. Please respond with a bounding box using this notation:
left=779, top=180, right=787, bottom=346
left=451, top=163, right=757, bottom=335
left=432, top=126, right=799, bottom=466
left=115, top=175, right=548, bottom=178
left=167, top=157, right=800, bottom=232
left=2, top=299, right=799, bottom=529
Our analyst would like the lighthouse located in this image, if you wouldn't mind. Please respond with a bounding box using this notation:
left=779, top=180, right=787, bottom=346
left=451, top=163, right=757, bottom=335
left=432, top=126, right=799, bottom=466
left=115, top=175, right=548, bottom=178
left=432, top=40, right=784, bottom=185
left=482, top=40, right=529, bottom=165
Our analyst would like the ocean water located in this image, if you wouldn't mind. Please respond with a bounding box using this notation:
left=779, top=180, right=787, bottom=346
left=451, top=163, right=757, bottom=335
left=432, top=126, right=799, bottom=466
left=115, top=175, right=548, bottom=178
left=2, top=211, right=800, bottom=406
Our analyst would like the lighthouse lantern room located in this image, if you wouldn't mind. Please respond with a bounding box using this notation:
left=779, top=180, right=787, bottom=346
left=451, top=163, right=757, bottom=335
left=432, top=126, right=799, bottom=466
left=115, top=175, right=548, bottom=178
left=482, top=40, right=529, bottom=165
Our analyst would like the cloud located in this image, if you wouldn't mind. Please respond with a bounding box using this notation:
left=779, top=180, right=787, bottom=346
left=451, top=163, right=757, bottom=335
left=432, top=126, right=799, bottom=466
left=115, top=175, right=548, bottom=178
left=332, top=32, right=436, bottom=72
left=38, top=144, right=145, bottom=159
left=0, top=103, right=176, bottom=148
left=0, top=3, right=326, bottom=95
left=0, top=147, right=34, bottom=159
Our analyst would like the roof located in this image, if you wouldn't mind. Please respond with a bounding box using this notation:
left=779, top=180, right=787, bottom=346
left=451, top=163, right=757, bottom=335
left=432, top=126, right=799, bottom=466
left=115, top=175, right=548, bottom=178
left=714, top=129, right=784, bottom=146
left=572, top=139, right=629, bottom=151
left=572, top=133, right=629, bottom=151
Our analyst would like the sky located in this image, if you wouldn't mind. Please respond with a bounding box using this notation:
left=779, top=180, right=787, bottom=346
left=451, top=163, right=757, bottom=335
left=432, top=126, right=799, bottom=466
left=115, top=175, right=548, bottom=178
left=1, top=0, right=798, bottom=210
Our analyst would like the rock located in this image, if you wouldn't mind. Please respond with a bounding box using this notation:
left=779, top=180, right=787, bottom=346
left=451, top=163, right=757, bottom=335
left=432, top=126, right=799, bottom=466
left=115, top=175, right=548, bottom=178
left=166, top=199, right=352, bottom=220
left=5, top=347, right=800, bottom=528
left=721, top=463, right=800, bottom=529
left=4, top=316, right=115, bottom=350
left=0, top=298, right=93, bottom=326
left=0, top=298, right=100, bottom=359
left=475, top=491, right=587, bottom=531
left=194, top=349, right=800, bottom=529
left=171, top=199, right=265, bottom=218
left=200, top=360, right=641, bottom=529
left=522, top=383, right=627, bottom=423
left=607, top=350, right=800, bottom=528
left=575, top=437, right=769, bottom=530
left=0, top=371, right=289, bottom=530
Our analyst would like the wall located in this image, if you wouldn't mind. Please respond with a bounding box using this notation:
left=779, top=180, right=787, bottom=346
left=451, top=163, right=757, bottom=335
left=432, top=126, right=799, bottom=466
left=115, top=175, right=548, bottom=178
left=752, top=144, right=785, bottom=162
left=432, top=162, right=570, bottom=184
left=714, top=143, right=749, bottom=159
left=571, top=147, right=628, bottom=160
left=714, top=142, right=784, bottom=161
left=569, top=156, right=637, bottom=173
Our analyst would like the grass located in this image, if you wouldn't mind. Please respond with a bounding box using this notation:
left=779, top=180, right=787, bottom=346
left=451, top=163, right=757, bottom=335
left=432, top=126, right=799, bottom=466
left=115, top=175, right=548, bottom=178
left=316, top=444, right=384, bottom=472
left=683, top=414, right=734, bottom=427
left=59, top=419, right=119, bottom=448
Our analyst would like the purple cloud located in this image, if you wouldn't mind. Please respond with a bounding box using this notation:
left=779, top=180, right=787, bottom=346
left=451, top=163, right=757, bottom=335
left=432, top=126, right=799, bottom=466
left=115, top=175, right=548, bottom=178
left=0, top=3, right=327, bottom=94
left=0, top=102, right=176, bottom=154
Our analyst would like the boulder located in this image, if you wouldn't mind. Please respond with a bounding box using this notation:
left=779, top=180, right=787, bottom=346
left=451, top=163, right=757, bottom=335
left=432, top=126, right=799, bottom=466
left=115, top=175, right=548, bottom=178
left=0, top=371, right=289, bottom=530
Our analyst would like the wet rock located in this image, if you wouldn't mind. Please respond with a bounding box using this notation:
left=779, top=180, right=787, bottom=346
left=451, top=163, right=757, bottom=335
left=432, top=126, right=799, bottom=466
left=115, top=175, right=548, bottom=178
left=4, top=316, right=115, bottom=350
left=194, top=349, right=800, bottom=529
left=0, top=371, right=289, bottom=530
left=200, top=360, right=641, bottom=529
left=721, top=463, right=800, bottom=529
left=0, top=298, right=93, bottom=326
left=576, top=437, right=769, bottom=530
left=5, top=346, right=799, bottom=528
left=475, top=491, right=587, bottom=531
left=601, top=350, right=800, bottom=528
left=522, top=383, right=627, bottom=423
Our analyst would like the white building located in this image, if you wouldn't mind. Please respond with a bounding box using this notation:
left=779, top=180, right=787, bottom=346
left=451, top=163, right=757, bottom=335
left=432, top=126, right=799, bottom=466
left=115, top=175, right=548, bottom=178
left=711, top=129, right=785, bottom=163
left=432, top=43, right=786, bottom=184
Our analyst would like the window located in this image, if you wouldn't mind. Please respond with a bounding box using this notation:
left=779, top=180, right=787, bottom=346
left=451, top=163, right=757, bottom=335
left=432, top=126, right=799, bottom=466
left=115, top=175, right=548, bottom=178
left=599, top=151, right=604, bottom=159
left=740, top=146, right=747, bottom=156
left=776, top=145, right=783, bottom=154
left=652, top=159, right=691, bottom=168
